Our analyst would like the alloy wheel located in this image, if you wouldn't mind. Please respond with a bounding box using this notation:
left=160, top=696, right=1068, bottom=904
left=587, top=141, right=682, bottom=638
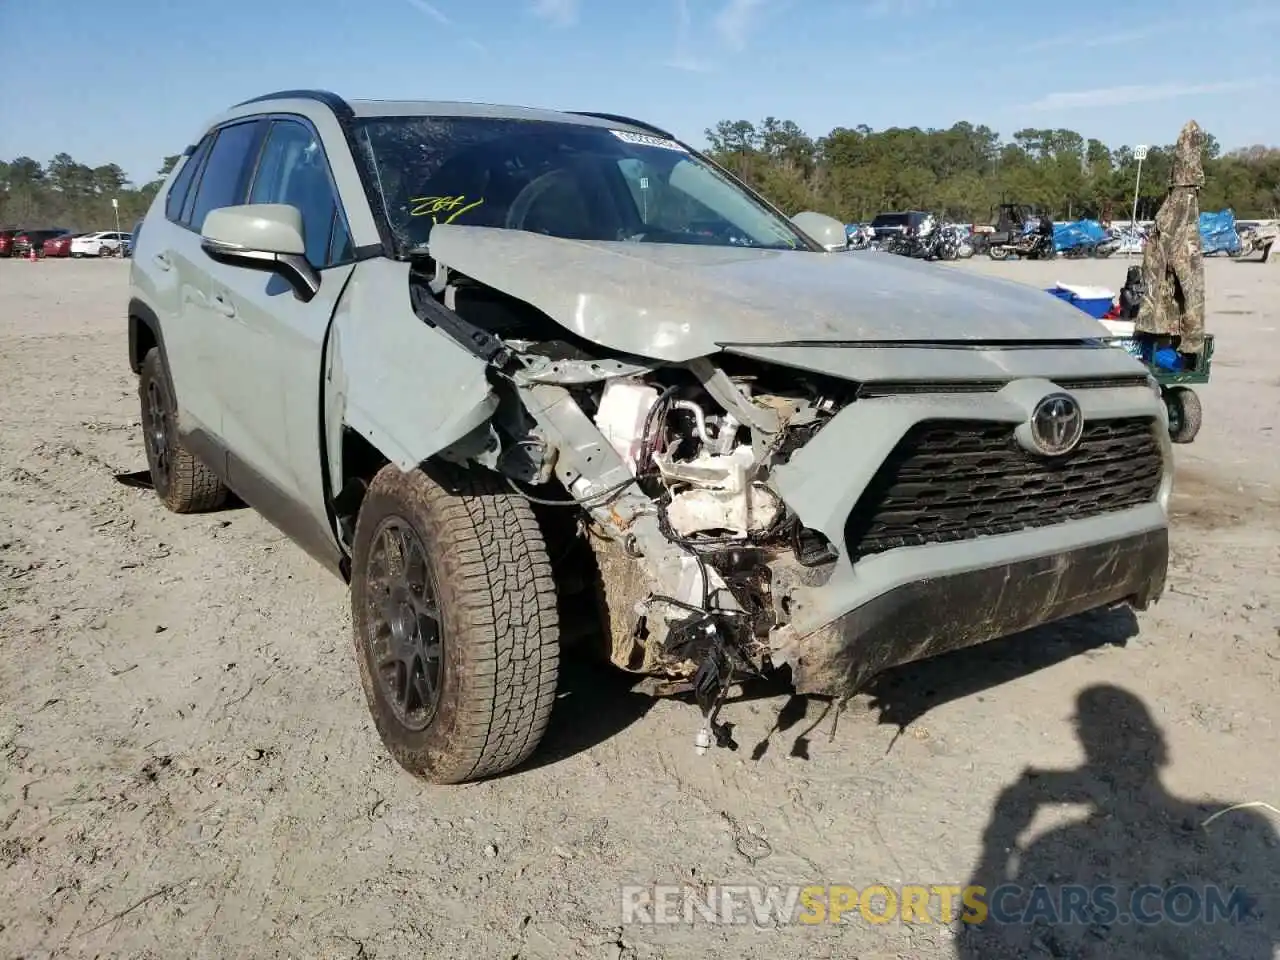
left=364, top=517, right=444, bottom=731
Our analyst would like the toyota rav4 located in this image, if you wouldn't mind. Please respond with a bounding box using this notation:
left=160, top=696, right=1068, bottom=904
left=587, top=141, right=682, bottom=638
left=127, top=90, right=1172, bottom=783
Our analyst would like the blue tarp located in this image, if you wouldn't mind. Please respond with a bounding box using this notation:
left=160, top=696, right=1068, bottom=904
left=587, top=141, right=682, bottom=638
left=1199, top=209, right=1241, bottom=254
left=1053, top=218, right=1109, bottom=252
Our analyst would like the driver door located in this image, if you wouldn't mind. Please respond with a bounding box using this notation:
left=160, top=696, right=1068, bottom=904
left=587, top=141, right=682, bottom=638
left=200, top=117, right=356, bottom=567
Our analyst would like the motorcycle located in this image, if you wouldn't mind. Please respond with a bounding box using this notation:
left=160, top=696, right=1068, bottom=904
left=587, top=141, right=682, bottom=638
left=882, top=232, right=910, bottom=256
left=988, top=217, right=1056, bottom=261
left=1109, top=224, right=1147, bottom=255
left=892, top=213, right=955, bottom=261
left=1231, top=223, right=1277, bottom=262
left=941, top=222, right=974, bottom=259
left=846, top=223, right=876, bottom=250
left=1059, top=239, right=1117, bottom=259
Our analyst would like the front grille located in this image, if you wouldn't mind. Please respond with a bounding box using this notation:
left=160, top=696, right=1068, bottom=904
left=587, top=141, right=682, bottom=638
left=844, top=417, right=1162, bottom=560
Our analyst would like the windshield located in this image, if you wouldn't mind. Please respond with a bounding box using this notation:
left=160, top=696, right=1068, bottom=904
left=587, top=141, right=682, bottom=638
left=354, top=115, right=812, bottom=255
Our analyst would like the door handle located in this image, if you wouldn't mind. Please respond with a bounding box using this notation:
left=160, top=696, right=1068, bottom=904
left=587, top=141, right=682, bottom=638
left=152, top=252, right=172, bottom=272
left=211, top=293, right=236, bottom=319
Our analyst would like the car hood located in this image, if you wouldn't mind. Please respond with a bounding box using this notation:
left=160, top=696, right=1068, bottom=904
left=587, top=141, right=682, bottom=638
left=428, top=225, right=1114, bottom=363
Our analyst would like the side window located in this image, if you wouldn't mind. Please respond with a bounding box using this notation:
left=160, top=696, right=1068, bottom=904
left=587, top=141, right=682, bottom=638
left=187, top=120, right=265, bottom=233
left=327, top=209, right=353, bottom=264
left=247, top=119, right=352, bottom=268
left=165, top=135, right=212, bottom=223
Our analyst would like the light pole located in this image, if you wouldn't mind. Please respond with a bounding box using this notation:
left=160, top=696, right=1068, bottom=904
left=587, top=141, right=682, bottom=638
left=1128, top=145, right=1148, bottom=258
left=111, top=197, right=122, bottom=257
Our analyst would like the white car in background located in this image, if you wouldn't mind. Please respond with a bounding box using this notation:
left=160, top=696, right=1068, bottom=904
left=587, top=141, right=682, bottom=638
left=70, top=231, right=131, bottom=258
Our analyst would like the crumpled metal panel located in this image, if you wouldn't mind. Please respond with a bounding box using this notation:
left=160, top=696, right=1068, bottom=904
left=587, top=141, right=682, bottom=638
left=428, top=224, right=1118, bottom=362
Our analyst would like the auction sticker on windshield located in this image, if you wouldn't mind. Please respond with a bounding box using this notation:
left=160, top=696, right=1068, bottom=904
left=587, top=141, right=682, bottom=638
left=611, top=130, right=687, bottom=151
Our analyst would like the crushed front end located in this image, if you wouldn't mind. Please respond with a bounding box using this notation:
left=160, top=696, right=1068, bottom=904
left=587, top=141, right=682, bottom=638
left=417, top=260, right=1172, bottom=752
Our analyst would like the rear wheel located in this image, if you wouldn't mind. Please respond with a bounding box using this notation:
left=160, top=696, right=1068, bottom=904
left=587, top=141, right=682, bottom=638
left=988, top=245, right=1010, bottom=261
left=350, top=464, right=560, bottom=784
left=98, top=244, right=112, bottom=258
left=138, top=347, right=229, bottom=512
left=1165, top=386, right=1203, bottom=444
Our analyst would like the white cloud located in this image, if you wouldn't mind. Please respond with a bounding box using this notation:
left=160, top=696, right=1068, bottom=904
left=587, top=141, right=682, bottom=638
left=863, top=0, right=948, bottom=16
left=1026, top=7, right=1278, bottom=53
left=404, top=0, right=450, bottom=25
left=1026, top=79, right=1268, bottom=111
left=1023, top=25, right=1167, bottom=52
left=666, top=54, right=716, bottom=73
left=669, top=0, right=715, bottom=72
left=714, top=0, right=768, bottom=50
left=532, top=0, right=580, bottom=26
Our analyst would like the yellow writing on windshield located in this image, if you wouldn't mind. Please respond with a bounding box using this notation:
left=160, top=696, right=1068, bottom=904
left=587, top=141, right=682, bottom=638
left=410, top=195, right=485, bottom=224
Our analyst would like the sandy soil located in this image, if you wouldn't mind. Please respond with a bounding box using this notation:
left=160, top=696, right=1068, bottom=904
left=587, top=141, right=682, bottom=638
left=2, top=254, right=1278, bottom=960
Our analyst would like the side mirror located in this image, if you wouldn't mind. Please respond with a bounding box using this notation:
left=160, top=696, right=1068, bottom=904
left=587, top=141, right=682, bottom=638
left=201, top=204, right=320, bottom=302
left=791, top=211, right=849, bottom=252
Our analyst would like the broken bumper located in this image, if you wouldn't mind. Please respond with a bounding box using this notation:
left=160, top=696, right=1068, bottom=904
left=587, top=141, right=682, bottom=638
left=772, top=506, right=1169, bottom=696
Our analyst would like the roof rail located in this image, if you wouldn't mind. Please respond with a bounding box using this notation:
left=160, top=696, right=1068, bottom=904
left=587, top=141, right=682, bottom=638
left=569, top=111, right=675, bottom=141
left=231, top=89, right=354, bottom=121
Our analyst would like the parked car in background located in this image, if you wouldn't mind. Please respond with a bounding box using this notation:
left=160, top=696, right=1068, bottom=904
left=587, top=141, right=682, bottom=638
left=13, top=228, right=72, bottom=257
left=0, top=228, right=21, bottom=257
left=71, top=231, right=131, bottom=257
left=41, top=233, right=78, bottom=257
left=869, top=210, right=929, bottom=242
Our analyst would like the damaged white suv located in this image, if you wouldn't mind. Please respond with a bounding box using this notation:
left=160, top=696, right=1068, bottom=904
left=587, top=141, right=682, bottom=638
left=127, top=91, right=1173, bottom=783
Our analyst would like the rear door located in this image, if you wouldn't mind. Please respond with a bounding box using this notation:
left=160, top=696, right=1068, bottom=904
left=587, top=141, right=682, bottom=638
left=162, top=119, right=267, bottom=447
left=136, top=133, right=213, bottom=430
left=201, top=116, right=356, bottom=544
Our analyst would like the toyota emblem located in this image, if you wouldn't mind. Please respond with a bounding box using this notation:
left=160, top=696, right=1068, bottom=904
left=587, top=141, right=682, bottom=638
left=1028, top=393, right=1084, bottom=456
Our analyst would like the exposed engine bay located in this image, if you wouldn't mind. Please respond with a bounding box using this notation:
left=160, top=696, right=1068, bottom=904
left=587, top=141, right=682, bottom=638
left=411, top=258, right=856, bottom=749
left=398, top=238, right=1171, bottom=758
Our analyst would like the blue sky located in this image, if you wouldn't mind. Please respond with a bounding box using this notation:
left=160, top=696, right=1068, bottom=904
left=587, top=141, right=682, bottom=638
left=2, top=0, right=1277, bottom=184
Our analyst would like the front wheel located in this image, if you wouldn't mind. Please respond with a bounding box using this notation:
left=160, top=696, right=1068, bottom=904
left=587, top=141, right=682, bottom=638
left=138, top=348, right=229, bottom=513
left=350, top=464, right=561, bottom=784
left=1165, top=386, right=1203, bottom=444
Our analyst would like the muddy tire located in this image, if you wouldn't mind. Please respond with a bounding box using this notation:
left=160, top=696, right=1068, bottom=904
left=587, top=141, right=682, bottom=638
left=1166, top=386, right=1203, bottom=444
left=138, top=348, right=229, bottom=513
left=350, top=463, right=560, bottom=784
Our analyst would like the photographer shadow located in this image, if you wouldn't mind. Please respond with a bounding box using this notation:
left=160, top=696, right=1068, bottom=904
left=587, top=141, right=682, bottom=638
left=956, top=684, right=1280, bottom=959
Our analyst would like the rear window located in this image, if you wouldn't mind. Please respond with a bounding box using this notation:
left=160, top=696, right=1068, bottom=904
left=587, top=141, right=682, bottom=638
left=872, top=213, right=910, bottom=228
left=165, top=135, right=213, bottom=224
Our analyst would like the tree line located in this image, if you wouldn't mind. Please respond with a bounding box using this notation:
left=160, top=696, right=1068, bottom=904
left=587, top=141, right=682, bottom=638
left=704, top=119, right=1280, bottom=224
left=3, top=119, right=1278, bottom=232
left=0, top=153, right=182, bottom=233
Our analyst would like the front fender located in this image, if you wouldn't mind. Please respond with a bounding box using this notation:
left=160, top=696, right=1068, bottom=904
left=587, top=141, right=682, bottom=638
left=325, top=259, right=497, bottom=478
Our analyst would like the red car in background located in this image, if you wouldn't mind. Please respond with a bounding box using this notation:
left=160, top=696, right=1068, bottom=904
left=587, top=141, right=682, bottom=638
left=0, top=228, right=20, bottom=257
left=12, top=228, right=73, bottom=257
left=41, top=233, right=76, bottom=257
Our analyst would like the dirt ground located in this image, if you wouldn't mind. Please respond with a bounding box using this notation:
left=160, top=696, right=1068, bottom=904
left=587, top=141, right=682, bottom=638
left=2, top=253, right=1278, bottom=960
